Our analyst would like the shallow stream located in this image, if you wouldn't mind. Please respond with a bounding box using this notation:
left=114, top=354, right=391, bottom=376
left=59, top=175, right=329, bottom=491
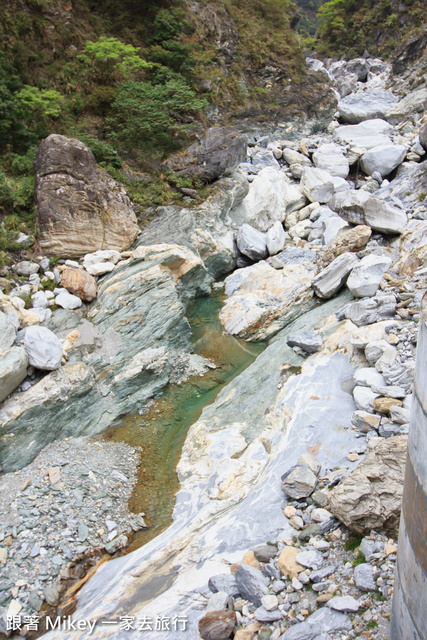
left=103, top=288, right=266, bottom=550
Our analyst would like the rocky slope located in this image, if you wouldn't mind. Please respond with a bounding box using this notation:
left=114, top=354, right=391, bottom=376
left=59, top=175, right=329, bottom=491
left=0, top=41, right=427, bottom=640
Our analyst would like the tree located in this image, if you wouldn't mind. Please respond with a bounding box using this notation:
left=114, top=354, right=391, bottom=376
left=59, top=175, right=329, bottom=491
left=107, top=77, right=205, bottom=151
left=78, top=37, right=152, bottom=82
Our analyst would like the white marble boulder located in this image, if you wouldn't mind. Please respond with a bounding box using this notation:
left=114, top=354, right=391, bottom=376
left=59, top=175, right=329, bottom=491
left=313, top=143, right=350, bottom=179
left=329, top=190, right=407, bottom=234
left=23, top=326, right=63, bottom=371
left=337, top=90, right=398, bottom=124
left=360, top=144, right=407, bottom=177
left=346, top=254, right=392, bottom=297
left=236, top=224, right=268, bottom=261
left=312, top=252, right=360, bottom=299
left=301, top=167, right=335, bottom=203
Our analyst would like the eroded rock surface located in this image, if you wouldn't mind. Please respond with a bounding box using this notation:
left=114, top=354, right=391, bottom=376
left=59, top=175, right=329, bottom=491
left=35, top=135, right=139, bottom=258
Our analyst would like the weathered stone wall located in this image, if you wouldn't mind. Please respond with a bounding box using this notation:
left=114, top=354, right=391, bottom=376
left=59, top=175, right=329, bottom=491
left=390, top=292, right=427, bottom=640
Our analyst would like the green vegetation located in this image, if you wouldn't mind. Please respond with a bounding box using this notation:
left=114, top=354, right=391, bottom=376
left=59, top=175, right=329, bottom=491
left=344, top=533, right=363, bottom=551
left=352, top=550, right=366, bottom=567
left=316, top=0, right=426, bottom=58
left=0, top=0, right=307, bottom=255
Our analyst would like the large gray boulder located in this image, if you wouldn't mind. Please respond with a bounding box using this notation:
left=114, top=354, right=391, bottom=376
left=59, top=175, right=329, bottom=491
left=266, top=221, right=288, bottom=256
left=360, top=144, right=407, bottom=177
left=220, top=261, right=316, bottom=341
left=329, top=190, right=407, bottom=234
left=328, top=435, right=407, bottom=535
left=334, top=119, right=392, bottom=150
left=234, top=564, right=268, bottom=607
left=162, top=127, right=247, bottom=183
left=238, top=167, right=306, bottom=231
left=338, top=90, right=398, bottom=124
left=313, top=143, right=349, bottom=179
left=312, top=252, right=359, bottom=299
left=35, top=135, right=139, bottom=258
left=346, top=254, right=392, bottom=298
left=236, top=224, right=268, bottom=261
left=0, top=347, right=28, bottom=403
left=23, top=326, right=63, bottom=371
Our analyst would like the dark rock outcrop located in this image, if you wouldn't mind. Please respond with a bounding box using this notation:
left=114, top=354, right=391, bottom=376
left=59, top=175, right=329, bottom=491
left=35, top=135, right=139, bottom=258
left=162, top=127, right=247, bottom=183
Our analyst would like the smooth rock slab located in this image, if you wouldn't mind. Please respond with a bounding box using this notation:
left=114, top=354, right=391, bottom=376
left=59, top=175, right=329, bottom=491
left=338, top=90, right=398, bottom=124
left=329, top=190, right=407, bottom=234
left=312, top=252, right=359, bottom=299
left=0, top=347, right=28, bottom=403
left=236, top=224, right=268, bottom=261
left=360, top=144, right=407, bottom=177
left=220, top=261, right=315, bottom=341
left=334, top=119, right=392, bottom=150
left=234, top=563, right=268, bottom=607
left=23, top=326, right=63, bottom=371
left=346, top=254, right=392, bottom=298
left=353, top=563, right=376, bottom=591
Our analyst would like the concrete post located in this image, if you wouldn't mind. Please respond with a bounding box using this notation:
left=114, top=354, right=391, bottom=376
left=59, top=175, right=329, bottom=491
left=390, top=292, right=427, bottom=640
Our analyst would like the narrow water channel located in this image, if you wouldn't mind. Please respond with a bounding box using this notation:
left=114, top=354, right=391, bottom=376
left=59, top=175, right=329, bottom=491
left=103, top=288, right=266, bottom=551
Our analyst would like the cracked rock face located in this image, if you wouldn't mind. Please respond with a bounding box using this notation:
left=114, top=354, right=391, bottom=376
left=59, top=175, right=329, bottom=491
left=35, top=134, right=139, bottom=258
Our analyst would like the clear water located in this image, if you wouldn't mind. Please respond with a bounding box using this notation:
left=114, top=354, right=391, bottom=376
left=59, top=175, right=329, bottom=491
left=103, top=289, right=266, bottom=550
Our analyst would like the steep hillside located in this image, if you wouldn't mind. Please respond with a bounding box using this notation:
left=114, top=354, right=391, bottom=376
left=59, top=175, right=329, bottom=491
left=0, top=0, right=340, bottom=266
left=316, top=0, right=427, bottom=58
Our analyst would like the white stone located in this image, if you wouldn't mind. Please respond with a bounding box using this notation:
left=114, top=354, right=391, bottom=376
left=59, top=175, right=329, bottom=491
left=239, top=167, right=306, bottom=231
left=261, top=594, right=279, bottom=611
left=353, top=385, right=380, bottom=411
left=334, top=119, right=392, bottom=150
left=301, top=167, right=335, bottom=204
left=322, top=216, right=349, bottom=245
left=329, top=190, right=407, bottom=234
left=23, top=326, right=63, bottom=371
left=31, top=291, right=49, bottom=309
left=337, top=90, right=398, bottom=124
left=360, top=144, right=407, bottom=177
left=237, top=224, right=268, bottom=261
left=312, top=252, right=360, bottom=299
left=85, top=262, right=116, bottom=276
left=83, top=250, right=121, bottom=267
left=354, top=367, right=386, bottom=389
left=55, top=291, right=82, bottom=310
left=347, top=254, right=392, bottom=297
left=266, top=221, right=288, bottom=256
left=313, top=143, right=350, bottom=178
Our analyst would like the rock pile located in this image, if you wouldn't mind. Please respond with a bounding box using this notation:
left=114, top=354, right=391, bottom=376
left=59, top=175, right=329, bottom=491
left=0, top=437, right=144, bottom=634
